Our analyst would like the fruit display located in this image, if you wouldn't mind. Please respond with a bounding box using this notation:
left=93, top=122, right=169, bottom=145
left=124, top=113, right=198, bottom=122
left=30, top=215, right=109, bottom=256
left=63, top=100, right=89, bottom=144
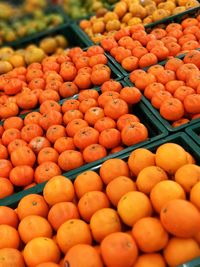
left=0, top=141, right=199, bottom=266
left=101, top=16, right=200, bottom=74
left=0, top=77, right=158, bottom=199
left=62, top=0, right=118, bottom=20
left=127, top=50, right=200, bottom=128
left=79, top=0, right=200, bottom=43
left=0, top=35, right=69, bottom=74
left=0, top=11, right=65, bottom=45
left=0, top=45, right=121, bottom=118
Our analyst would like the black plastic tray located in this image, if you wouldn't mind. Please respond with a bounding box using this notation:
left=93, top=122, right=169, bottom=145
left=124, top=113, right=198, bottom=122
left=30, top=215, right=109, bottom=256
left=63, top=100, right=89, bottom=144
left=185, top=122, right=200, bottom=146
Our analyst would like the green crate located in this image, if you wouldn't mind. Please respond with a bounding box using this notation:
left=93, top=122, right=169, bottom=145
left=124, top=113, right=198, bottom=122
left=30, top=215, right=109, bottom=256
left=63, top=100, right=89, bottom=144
left=71, top=23, right=94, bottom=46
left=124, top=57, right=200, bottom=133
left=185, top=122, right=200, bottom=146
left=179, top=257, right=200, bottom=267
left=0, top=5, right=69, bottom=48
left=0, top=79, right=168, bottom=207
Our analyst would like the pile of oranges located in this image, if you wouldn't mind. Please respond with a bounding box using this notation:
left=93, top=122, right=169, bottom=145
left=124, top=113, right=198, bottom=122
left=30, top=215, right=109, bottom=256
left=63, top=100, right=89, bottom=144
left=129, top=51, right=200, bottom=127
left=0, top=46, right=113, bottom=119
left=0, top=143, right=199, bottom=266
left=101, top=17, right=200, bottom=71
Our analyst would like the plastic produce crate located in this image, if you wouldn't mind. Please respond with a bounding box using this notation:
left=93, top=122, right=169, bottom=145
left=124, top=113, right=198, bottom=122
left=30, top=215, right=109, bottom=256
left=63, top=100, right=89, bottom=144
left=0, top=51, right=122, bottom=120
left=106, top=6, right=200, bottom=77
left=124, top=56, right=200, bottom=133
left=0, top=79, right=168, bottom=207
left=0, top=5, right=69, bottom=48
left=186, top=122, right=200, bottom=146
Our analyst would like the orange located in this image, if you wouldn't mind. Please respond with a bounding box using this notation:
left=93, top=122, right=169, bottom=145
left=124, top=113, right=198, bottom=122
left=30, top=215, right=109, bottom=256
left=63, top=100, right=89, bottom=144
left=150, top=180, right=186, bottom=213
left=99, top=158, right=130, bottom=184
left=155, top=143, right=188, bottom=175
left=74, top=171, right=103, bottom=199
left=18, top=215, right=52, bottom=244
left=190, top=181, right=200, bottom=210
left=136, top=166, right=168, bottom=194
left=90, top=208, right=121, bottom=242
left=63, top=244, right=103, bottom=267
left=43, top=175, right=75, bottom=206
left=128, top=148, right=155, bottom=176
left=117, top=191, right=152, bottom=226
left=163, top=237, right=200, bottom=267
left=0, top=225, right=20, bottom=249
left=133, top=253, right=166, bottom=267
left=101, top=232, right=138, bottom=267
left=132, top=217, right=169, bottom=253
left=0, top=248, right=25, bottom=267
left=23, top=237, right=60, bottom=266
left=0, top=206, right=19, bottom=228
left=48, top=202, right=80, bottom=231
left=175, top=164, right=200, bottom=192
left=36, top=263, right=60, bottom=267
left=160, top=199, right=200, bottom=238
left=78, top=191, right=110, bottom=222
left=106, top=176, right=137, bottom=206
left=56, top=219, right=92, bottom=253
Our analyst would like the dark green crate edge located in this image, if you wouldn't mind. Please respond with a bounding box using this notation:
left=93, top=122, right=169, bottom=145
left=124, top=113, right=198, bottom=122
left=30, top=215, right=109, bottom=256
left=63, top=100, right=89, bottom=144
left=124, top=74, right=200, bottom=133
left=0, top=79, right=168, bottom=207
left=185, top=122, right=200, bottom=146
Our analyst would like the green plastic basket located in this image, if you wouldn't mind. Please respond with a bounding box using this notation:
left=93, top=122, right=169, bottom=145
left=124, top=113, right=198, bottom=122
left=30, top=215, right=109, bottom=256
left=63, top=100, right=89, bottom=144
left=0, top=79, right=168, bottom=206
left=185, top=122, right=200, bottom=146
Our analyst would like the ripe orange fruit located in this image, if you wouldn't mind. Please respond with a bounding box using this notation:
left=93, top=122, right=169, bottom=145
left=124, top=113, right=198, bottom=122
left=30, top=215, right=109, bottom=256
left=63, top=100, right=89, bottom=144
left=18, top=215, right=52, bottom=244
left=57, top=219, right=92, bottom=253
left=150, top=180, right=186, bottom=213
left=90, top=208, right=121, bottom=242
left=0, top=206, right=19, bottom=228
left=175, top=164, right=200, bottom=192
left=0, top=224, right=20, bottom=249
left=190, top=181, right=200, bottom=210
left=160, top=199, right=200, bottom=238
left=136, top=166, right=168, bottom=194
left=101, top=232, right=138, bottom=267
left=128, top=148, right=155, bottom=177
left=132, top=217, right=169, bottom=253
left=117, top=191, right=152, bottom=226
left=133, top=253, right=166, bottom=267
left=78, top=191, right=110, bottom=222
left=74, top=171, right=103, bottom=199
left=163, top=237, right=200, bottom=267
left=23, top=237, right=60, bottom=266
left=0, top=248, right=25, bottom=267
left=106, top=176, right=137, bottom=206
left=63, top=244, right=103, bottom=267
left=155, top=143, right=188, bottom=175
left=43, top=175, right=75, bottom=206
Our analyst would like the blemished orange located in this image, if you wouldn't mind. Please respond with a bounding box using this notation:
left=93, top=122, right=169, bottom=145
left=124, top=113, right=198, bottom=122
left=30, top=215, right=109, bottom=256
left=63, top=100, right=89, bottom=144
left=90, top=208, right=122, bottom=242
left=117, top=191, right=152, bottom=226
left=175, top=164, right=200, bottom=192
left=43, top=175, right=75, bottom=206
left=99, top=158, right=130, bottom=184
left=23, top=237, right=60, bottom=266
left=155, top=143, right=188, bottom=175
left=18, top=215, right=53, bottom=244
left=132, top=217, right=169, bottom=253
left=74, top=171, right=103, bottom=199
left=101, top=232, right=138, bottom=267
left=128, top=148, right=155, bottom=177
left=106, top=176, right=137, bottom=206
left=190, top=181, right=200, bottom=210
left=136, top=166, right=168, bottom=194
left=163, top=237, right=200, bottom=267
left=0, top=248, right=25, bottom=267
left=63, top=244, right=103, bottom=267
left=160, top=199, right=200, bottom=238
left=56, top=219, right=92, bottom=253
left=150, top=180, right=186, bottom=213
left=133, top=253, right=166, bottom=267
left=78, top=191, right=110, bottom=222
